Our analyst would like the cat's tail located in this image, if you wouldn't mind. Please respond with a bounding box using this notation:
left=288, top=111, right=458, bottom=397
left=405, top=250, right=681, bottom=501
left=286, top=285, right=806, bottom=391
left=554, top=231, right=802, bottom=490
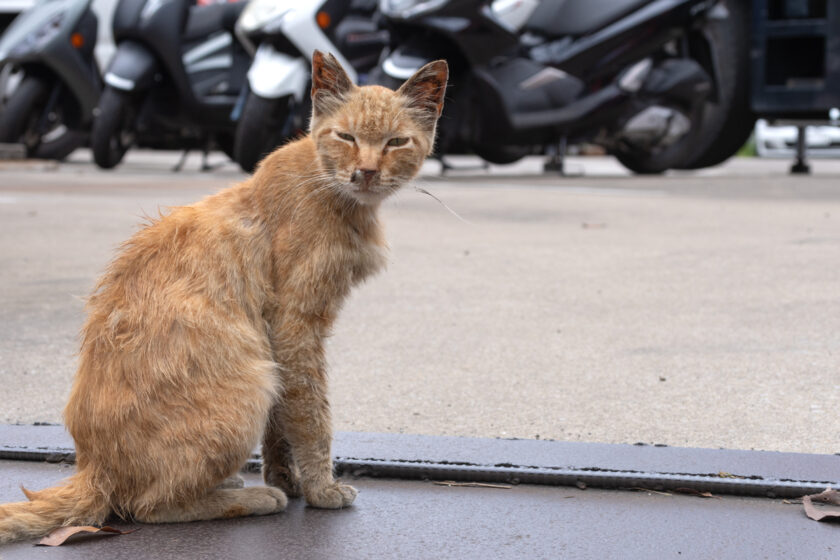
left=0, top=470, right=110, bottom=543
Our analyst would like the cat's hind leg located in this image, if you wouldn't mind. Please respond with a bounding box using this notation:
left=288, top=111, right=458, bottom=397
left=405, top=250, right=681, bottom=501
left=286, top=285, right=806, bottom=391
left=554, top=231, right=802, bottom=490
left=135, top=487, right=287, bottom=524
left=262, top=404, right=303, bottom=498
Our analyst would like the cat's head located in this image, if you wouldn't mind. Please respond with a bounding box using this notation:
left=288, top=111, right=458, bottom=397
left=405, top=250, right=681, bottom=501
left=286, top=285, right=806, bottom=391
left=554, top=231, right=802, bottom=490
left=309, top=50, right=448, bottom=206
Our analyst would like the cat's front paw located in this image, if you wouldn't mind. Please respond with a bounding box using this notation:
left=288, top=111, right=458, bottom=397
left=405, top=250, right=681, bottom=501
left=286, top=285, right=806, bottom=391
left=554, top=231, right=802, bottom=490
left=305, top=482, right=358, bottom=509
left=263, top=463, right=303, bottom=498
left=217, top=474, right=245, bottom=489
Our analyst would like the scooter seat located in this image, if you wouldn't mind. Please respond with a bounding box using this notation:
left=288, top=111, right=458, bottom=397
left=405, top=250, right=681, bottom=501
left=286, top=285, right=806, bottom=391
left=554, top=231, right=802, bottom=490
left=183, top=2, right=246, bottom=42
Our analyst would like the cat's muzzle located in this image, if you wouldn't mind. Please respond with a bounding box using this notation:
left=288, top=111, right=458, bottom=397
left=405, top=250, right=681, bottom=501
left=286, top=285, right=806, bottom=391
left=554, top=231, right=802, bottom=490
left=351, top=169, right=378, bottom=189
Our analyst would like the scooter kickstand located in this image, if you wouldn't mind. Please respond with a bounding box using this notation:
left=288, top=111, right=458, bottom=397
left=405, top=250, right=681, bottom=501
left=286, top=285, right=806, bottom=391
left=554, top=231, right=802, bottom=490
left=790, top=125, right=811, bottom=175
left=200, top=146, right=225, bottom=172
left=201, top=147, right=211, bottom=172
left=543, top=138, right=567, bottom=175
left=172, top=149, right=189, bottom=173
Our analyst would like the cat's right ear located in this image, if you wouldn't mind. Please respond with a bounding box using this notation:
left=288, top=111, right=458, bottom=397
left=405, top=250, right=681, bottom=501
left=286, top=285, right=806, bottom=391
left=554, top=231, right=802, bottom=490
left=397, top=59, right=448, bottom=132
left=311, top=50, right=354, bottom=119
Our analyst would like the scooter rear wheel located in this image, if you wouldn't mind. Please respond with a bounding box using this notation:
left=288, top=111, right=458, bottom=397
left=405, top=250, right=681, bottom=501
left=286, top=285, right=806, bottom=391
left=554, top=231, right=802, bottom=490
left=676, top=0, right=754, bottom=169
left=612, top=0, right=753, bottom=174
left=92, top=87, right=136, bottom=170
left=0, top=74, right=85, bottom=161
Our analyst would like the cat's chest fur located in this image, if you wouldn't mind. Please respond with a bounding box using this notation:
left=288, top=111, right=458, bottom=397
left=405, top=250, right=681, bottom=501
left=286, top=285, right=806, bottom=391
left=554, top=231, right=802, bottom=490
left=307, top=223, right=387, bottom=286
left=270, top=212, right=388, bottom=322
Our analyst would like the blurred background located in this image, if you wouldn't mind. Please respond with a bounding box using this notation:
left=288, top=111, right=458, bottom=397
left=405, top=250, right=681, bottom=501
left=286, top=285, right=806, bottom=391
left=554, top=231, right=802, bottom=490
left=1, top=0, right=839, bottom=454
left=0, top=0, right=837, bottom=175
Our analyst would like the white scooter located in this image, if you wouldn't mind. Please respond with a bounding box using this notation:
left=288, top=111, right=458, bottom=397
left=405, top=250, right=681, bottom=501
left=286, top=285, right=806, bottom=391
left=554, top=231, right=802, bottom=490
left=233, top=0, right=385, bottom=172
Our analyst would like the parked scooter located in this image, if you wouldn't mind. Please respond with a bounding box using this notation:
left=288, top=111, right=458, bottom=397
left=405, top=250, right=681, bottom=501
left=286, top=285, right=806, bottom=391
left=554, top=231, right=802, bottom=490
left=0, top=0, right=101, bottom=159
left=232, top=0, right=388, bottom=172
left=373, top=0, right=753, bottom=174
left=91, top=0, right=250, bottom=169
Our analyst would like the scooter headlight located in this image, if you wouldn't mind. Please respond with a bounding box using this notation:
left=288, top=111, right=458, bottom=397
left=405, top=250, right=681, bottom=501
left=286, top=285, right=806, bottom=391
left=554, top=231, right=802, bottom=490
left=237, top=0, right=293, bottom=35
left=379, top=0, right=448, bottom=19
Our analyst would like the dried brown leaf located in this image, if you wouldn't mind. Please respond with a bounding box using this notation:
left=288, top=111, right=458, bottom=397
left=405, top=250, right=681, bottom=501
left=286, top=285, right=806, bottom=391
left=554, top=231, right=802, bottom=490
left=38, top=525, right=137, bottom=546
left=803, top=488, right=840, bottom=522
left=673, top=488, right=720, bottom=499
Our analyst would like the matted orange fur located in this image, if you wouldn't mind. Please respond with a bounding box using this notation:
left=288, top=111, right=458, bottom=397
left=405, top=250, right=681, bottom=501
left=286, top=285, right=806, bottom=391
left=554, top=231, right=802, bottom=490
left=0, top=51, right=448, bottom=542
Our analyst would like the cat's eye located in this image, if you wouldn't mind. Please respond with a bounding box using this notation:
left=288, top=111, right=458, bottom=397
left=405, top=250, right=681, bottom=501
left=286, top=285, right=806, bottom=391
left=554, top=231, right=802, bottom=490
left=337, top=132, right=355, bottom=142
left=387, top=137, right=409, bottom=147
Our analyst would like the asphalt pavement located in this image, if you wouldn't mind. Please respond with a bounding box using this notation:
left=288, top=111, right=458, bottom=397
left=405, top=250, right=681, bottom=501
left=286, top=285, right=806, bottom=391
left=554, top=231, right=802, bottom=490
left=2, top=459, right=831, bottom=560
left=1, top=150, right=839, bottom=454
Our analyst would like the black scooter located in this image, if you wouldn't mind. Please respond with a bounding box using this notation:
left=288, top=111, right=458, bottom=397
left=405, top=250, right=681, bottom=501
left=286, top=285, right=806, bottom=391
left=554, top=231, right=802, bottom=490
left=0, top=0, right=101, bottom=159
left=91, top=0, right=250, bottom=169
left=374, top=0, right=753, bottom=174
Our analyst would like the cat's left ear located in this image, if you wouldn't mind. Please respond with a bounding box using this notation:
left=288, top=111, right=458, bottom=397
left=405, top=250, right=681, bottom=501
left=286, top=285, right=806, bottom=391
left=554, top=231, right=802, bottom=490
left=311, top=50, right=355, bottom=118
left=397, top=60, right=449, bottom=124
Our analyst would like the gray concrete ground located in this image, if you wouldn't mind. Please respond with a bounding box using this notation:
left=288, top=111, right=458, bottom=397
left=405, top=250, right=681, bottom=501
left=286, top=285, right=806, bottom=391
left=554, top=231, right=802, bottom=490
left=1, top=150, right=838, bottom=454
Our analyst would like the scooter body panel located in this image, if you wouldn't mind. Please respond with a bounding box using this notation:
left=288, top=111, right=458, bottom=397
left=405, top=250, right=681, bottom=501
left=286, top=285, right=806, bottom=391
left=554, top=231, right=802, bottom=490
left=247, top=44, right=307, bottom=100
left=240, top=0, right=356, bottom=101
left=380, top=44, right=435, bottom=80
left=269, top=0, right=356, bottom=84
left=0, top=0, right=86, bottom=59
left=491, top=0, right=540, bottom=32
left=110, top=0, right=191, bottom=98
left=384, top=0, right=519, bottom=66
left=529, top=0, right=704, bottom=80
left=103, top=39, right=158, bottom=91
left=107, top=0, right=247, bottom=129
left=524, top=0, right=651, bottom=37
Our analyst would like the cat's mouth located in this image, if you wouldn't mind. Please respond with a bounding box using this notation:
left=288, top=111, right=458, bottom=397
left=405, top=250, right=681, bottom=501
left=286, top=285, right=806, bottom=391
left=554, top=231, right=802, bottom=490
left=337, top=172, right=396, bottom=204
left=345, top=184, right=389, bottom=205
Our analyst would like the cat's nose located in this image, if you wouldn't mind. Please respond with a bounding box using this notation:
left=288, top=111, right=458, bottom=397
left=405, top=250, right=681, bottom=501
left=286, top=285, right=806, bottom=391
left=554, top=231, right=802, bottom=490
left=352, top=169, right=378, bottom=185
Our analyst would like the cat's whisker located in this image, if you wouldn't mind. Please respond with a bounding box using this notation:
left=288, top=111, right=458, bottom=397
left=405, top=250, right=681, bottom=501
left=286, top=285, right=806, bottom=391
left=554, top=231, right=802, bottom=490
left=411, top=184, right=472, bottom=225
left=270, top=171, right=336, bottom=186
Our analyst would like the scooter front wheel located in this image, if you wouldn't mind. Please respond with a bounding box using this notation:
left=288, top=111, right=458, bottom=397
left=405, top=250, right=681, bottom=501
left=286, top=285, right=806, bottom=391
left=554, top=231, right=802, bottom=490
left=92, top=87, right=137, bottom=170
left=0, top=74, right=85, bottom=160
left=234, top=93, right=293, bottom=174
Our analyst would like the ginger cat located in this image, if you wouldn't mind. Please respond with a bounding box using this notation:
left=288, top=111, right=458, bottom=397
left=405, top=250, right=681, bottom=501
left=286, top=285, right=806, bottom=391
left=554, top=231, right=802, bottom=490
left=0, top=51, right=448, bottom=542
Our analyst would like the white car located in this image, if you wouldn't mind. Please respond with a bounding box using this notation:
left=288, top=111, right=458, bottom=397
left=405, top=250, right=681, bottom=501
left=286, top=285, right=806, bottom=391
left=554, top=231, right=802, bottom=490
left=754, top=119, right=840, bottom=158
